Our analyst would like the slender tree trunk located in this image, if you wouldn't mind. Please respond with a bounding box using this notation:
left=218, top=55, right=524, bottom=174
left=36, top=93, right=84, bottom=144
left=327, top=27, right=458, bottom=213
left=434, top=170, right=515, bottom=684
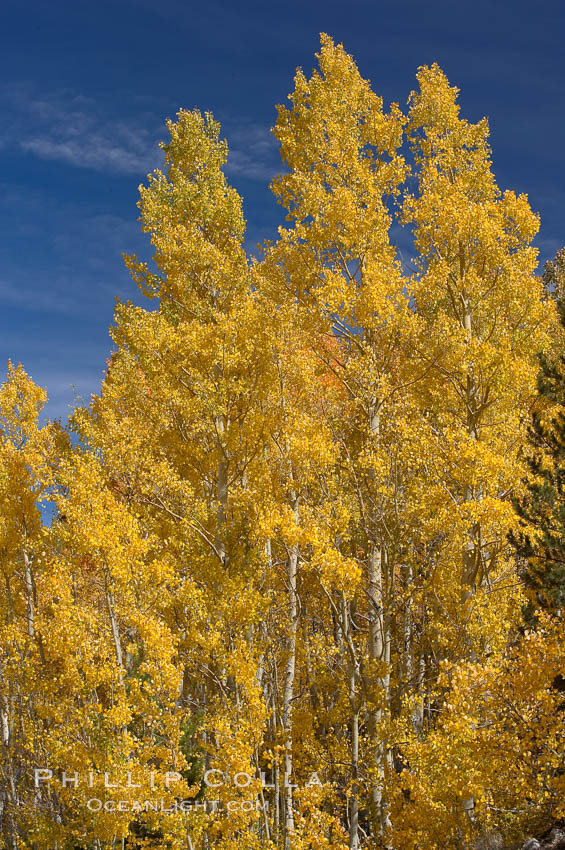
left=349, top=696, right=360, bottom=850
left=460, top=278, right=478, bottom=822
left=460, top=286, right=482, bottom=601
left=402, top=563, right=413, bottom=712
left=23, top=552, right=34, bottom=640
left=273, top=712, right=280, bottom=844
left=176, top=666, right=190, bottom=709
left=342, top=595, right=360, bottom=850
left=104, top=570, right=123, bottom=673
left=1, top=691, right=18, bottom=850
left=367, top=540, right=391, bottom=838
left=215, top=410, right=229, bottom=568
left=366, top=395, right=392, bottom=842
left=282, top=495, right=299, bottom=850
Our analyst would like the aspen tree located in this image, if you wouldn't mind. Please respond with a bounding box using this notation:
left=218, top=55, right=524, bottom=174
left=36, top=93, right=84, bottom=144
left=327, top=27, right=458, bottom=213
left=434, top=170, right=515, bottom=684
left=0, top=364, right=57, bottom=850
left=404, top=64, right=554, bottom=657
left=266, top=35, right=416, bottom=844
left=75, top=109, right=276, bottom=847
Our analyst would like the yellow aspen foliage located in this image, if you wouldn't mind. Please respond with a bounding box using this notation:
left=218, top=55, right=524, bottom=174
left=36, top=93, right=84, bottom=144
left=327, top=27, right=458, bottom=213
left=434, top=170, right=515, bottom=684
left=391, top=615, right=565, bottom=849
left=70, top=108, right=276, bottom=848
left=401, top=62, right=556, bottom=663
left=1, top=38, right=562, bottom=850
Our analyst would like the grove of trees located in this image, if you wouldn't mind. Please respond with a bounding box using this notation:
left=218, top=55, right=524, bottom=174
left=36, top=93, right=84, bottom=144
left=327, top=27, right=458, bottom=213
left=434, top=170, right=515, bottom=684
left=1, top=36, right=563, bottom=850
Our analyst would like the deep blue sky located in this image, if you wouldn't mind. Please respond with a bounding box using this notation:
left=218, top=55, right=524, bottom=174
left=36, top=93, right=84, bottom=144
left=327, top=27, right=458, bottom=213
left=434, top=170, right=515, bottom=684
left=2, top=0, right=564, bottom=419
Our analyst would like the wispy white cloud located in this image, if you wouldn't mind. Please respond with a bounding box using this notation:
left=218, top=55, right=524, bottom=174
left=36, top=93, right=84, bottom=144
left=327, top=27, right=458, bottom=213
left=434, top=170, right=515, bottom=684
left=1, top=86, right=164, bottom=175
left=20, top=136, right=156, bottom=174
left=1, top=84, right=280, bottom=182
left=224, top=123, right=279, bottom=182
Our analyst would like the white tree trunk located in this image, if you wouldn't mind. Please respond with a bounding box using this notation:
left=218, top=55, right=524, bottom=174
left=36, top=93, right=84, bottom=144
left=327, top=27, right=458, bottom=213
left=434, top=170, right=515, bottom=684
left=282, top=495, right=299, bottom=850
left=24, top=552, right=34, bottom=640
left=366, top=396, right=392, bottom=842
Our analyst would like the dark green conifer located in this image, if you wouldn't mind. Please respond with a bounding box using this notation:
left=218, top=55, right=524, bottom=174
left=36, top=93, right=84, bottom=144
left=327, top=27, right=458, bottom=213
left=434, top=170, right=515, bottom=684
left=510, top=248, right=565, bottom=614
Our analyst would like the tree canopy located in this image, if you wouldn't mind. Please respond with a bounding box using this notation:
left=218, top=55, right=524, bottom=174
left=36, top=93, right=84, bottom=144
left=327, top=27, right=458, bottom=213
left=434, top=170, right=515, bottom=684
left=1, top=36, right=563, bottom=850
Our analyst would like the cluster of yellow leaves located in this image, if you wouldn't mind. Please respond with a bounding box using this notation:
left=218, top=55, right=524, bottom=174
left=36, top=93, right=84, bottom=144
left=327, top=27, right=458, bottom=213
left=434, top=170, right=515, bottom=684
left=393, top=615, right=565, bottom=849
